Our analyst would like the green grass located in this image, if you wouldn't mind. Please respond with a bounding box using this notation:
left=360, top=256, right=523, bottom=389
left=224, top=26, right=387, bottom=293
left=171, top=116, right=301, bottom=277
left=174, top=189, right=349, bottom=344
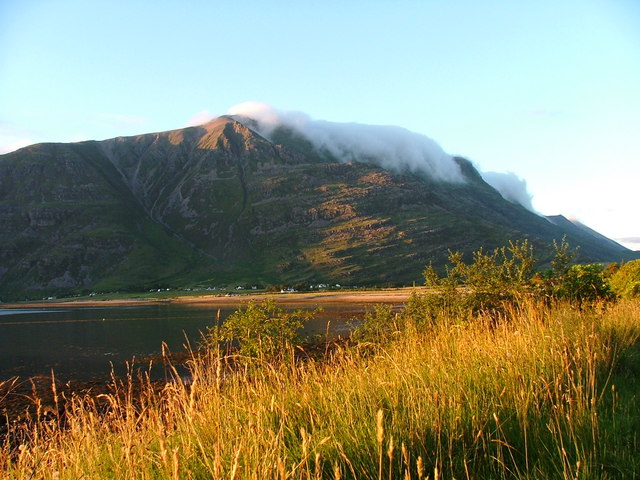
left=1, top=299, right=639, bottom=479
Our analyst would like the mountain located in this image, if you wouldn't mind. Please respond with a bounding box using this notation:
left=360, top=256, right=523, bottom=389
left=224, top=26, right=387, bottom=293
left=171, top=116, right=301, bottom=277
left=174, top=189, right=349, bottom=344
left=0, top=116, right=637, bottom=300
left=545, top=215, right=631, bottom=257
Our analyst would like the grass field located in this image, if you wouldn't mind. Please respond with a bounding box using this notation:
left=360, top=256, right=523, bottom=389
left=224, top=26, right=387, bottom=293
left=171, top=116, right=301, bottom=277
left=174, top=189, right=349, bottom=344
left=1, top=298, right=638, bottom=479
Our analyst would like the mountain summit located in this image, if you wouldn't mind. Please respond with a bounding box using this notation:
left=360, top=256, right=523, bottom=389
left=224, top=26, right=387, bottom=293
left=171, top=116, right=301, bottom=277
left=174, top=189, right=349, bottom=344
left=0, top=115, right=636, bottom=300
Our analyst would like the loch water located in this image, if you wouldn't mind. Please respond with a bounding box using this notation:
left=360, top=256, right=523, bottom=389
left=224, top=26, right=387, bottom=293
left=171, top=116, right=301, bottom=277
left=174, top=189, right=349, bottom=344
left=0, top=303, right=361, bottom=382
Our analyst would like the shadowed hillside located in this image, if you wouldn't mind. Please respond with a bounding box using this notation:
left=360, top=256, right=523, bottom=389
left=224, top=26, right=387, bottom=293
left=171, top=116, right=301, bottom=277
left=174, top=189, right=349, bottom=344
left=0, top=116, right=636, bottom=300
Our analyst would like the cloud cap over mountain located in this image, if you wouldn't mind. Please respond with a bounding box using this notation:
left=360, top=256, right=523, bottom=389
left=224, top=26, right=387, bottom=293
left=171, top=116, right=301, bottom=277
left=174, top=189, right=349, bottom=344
left=222, top=102, right=538, bottom=212
left=480, top=171, right=536, bottom=212
left=227, top=102, right=465, bottom=184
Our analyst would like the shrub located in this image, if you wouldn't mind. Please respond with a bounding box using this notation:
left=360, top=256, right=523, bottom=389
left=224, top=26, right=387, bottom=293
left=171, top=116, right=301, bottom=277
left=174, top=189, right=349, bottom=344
left=538, top=239, right=615, bottom=307
left=609, top=259, right=640, bottom=298
left=402, top=291, right=444, bottom=328
left=422, top=238, right=617, bottom=316
left=208, top=299, right=316, bottom=359
left=550, top=235, right=578, bottom=278
left=423, top=239, right=536, bottom=317
left=554, top=263, right=616, bottom=307
left=352, top=303, right=400, bottom=342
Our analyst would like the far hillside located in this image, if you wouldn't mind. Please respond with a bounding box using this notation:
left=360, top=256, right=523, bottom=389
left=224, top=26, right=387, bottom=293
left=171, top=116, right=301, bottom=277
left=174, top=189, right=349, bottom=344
left=0, top=115, right=637, bottom=301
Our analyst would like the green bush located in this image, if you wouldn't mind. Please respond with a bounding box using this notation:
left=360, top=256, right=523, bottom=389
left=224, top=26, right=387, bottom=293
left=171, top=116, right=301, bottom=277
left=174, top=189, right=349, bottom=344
left=352, top=303, right=400, bottom=342
left=402, top=291, right=444, bottom=328
left=422, top=238, right=617, bottom=317
left=609, top=259, right=640, bottom=298
left=541, top=237, right=615, bottom=307
left=423, top=239, right=536, bottom=317
left=554, top=263, right=615, bottom=306
left=208, top=299, right=316, bottom=359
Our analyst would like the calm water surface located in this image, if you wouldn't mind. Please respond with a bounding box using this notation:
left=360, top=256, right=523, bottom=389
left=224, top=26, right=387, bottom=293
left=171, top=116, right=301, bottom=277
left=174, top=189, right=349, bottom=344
left=0, top=303, right=362, bottom=381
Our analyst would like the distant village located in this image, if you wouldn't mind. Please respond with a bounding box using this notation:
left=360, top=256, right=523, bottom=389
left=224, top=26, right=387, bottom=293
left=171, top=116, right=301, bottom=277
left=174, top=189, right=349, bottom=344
left=32, top=283, right=349, bottom=302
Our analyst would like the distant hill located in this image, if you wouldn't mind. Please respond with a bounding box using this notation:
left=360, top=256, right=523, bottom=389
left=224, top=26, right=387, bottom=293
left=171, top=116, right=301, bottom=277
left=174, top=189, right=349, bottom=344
left=0, top=116, right=637, bottom=300
left=546, top=215, right=632, bottom=256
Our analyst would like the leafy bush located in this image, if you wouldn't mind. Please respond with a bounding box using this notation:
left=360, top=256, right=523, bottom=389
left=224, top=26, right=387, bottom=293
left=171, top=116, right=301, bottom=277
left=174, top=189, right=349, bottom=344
left=423, top=239, right=536, bottom=317
left=554, top=263, right=615, bottom=306
left=550, top=235, right=578, bottom=278
left=402, top=291, right=444, bottom=328
left=208, top=299, right=316, bottom=359
left=422, top=238, right=616, bottom=317
left=352, top=303, right=401, bottom=342
left=609, top=259, right=640, bottom=298
left=539, top=238, right=615, bottom=307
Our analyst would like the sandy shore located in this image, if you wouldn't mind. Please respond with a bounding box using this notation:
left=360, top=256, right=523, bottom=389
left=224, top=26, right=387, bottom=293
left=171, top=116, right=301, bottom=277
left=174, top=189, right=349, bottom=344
left=0, top=287, right=427, bottom=309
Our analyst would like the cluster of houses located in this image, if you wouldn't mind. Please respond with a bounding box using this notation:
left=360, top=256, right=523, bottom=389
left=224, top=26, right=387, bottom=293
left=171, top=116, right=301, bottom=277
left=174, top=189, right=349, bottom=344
left=54, top=283, right=349, bottom=302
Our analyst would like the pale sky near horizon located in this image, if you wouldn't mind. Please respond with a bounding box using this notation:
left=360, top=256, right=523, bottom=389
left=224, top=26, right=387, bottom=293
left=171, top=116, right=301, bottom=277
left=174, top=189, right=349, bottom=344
left=1, top=0, right=639, bottom=250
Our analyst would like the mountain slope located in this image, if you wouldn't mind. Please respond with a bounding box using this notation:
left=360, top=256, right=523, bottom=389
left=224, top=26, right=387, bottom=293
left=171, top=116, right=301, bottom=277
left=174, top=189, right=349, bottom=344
left=546, top=215, right=631, bottom=255
left=0, top=116, right=636, bottom=300
left=0, top=140, right=198, bottom=300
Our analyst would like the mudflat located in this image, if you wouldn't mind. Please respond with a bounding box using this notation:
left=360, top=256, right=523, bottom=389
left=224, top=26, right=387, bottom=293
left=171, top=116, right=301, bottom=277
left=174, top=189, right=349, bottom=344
left=0, top=287, right=427, bottom=310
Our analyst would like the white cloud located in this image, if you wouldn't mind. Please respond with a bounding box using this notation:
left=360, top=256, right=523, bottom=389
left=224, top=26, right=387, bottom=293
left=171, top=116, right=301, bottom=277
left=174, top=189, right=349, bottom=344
left=0, top=122, right=36, bottom=153
left=615, top=237, right=640, bottom=251
left=0, top=135, right=34, bottom=154
left=227, top=102, right=540, bottom=209
left=228, top=102, right=465, bottom=183
left=185, top=110, right=216, bottom=127
left=480, top=170, right=536, bottom=212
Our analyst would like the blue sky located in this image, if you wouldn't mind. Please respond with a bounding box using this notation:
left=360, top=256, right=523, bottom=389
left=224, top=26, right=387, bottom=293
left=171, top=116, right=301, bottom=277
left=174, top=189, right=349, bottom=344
left=1, top=0, right=639, bottom=249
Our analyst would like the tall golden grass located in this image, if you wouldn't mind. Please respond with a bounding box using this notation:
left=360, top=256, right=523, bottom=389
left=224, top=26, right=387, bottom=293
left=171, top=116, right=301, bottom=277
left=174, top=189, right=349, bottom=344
left=2, top=298, right=639, bottom=479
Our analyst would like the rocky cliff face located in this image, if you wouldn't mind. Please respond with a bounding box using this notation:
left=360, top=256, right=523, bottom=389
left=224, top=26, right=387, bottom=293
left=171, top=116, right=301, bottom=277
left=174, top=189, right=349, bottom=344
left=0, top=116, right=635, bottom=300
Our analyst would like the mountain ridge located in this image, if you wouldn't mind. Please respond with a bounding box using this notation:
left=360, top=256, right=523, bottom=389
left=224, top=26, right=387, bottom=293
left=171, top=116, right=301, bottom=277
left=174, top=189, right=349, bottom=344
left=546, top=214, right=631, bottom=254
left=0, top=116, right=636, bottom=300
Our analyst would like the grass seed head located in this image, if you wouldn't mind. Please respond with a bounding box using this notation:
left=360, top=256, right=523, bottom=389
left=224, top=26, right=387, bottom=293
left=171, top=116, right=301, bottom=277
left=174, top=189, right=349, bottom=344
left=376, top=409, right=384, bottom=444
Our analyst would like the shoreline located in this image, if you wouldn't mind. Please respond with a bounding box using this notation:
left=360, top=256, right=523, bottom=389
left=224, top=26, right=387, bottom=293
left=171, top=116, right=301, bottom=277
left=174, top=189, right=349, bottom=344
left=0, top=287, right=420, bottom=423
left=0, top=288, right=422, bottom=421
left=0, top=287, right=426, bottom=310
